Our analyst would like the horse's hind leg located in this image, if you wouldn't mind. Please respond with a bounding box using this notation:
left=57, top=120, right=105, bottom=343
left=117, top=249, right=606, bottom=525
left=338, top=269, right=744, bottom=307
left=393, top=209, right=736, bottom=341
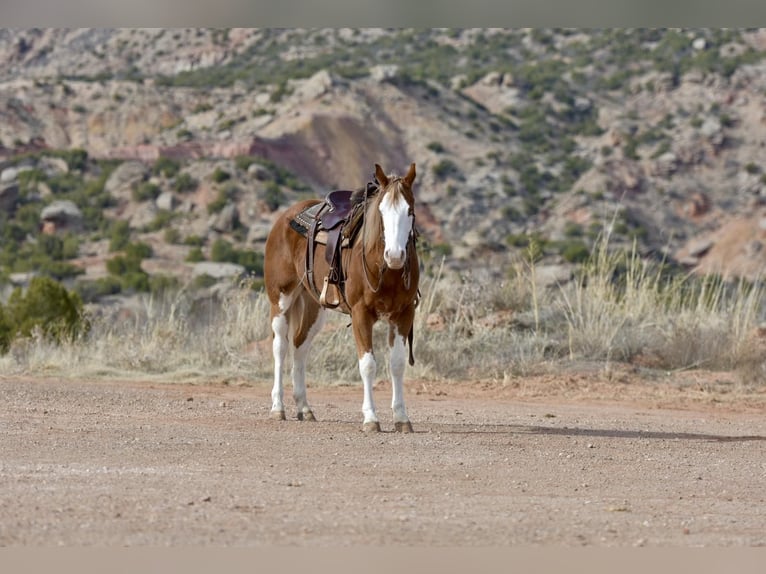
left=270, top=290, right=296, bottom=420
left=290, top=292, right=325, bottom=421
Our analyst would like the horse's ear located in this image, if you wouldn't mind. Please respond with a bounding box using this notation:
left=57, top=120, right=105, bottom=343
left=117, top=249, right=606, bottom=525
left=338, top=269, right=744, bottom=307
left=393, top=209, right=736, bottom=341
left=404, top=163, right=416, bottom=187
left=374, top=163, right=389, bottom=187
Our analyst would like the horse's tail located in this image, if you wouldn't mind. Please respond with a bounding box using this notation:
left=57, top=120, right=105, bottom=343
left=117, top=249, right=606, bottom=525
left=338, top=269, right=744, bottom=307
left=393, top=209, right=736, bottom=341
left=407, top=325, right=415, bottom=366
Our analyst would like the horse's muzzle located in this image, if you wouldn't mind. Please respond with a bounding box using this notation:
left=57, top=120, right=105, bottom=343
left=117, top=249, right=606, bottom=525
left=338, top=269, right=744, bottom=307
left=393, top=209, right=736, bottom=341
left=384, top=248, right=406, bottom=269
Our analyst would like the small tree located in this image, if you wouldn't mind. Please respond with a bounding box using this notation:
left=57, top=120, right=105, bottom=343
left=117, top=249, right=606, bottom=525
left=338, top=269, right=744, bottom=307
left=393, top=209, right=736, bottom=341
left=5, top=276, right=89, bottom=346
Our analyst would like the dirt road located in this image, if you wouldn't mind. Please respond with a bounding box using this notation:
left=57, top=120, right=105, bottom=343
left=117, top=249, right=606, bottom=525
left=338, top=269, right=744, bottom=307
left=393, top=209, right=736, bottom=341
left=1, top=375, right=765, bottom=546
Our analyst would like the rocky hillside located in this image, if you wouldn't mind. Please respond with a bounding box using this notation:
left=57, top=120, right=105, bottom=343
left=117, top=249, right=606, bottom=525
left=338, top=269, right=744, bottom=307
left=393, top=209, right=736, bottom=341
left=2, top=28, right=766, bottom=304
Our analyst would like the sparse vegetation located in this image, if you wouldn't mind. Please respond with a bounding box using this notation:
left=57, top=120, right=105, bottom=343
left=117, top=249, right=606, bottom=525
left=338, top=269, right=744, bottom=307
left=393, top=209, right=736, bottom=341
left=173, top=172, right=198, bottom=193
left=0, top=276, right=88, bottom=353
left=431, top=159, right=462, bottom=181
left=2, top=232, right=762, bottom=390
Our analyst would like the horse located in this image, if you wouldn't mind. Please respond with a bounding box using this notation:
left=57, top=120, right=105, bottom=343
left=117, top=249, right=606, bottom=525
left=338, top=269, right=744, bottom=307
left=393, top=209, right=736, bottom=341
left=263, top=163, right=420, bottom=432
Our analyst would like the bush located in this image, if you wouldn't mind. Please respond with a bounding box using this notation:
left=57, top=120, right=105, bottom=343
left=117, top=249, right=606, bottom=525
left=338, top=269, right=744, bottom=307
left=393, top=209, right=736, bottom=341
left=153, top=157, right=180, bottom=179
left=431, top=159, right=461, bottom=181
left=4, top=276, right=89, bottom=347
left=105, top=241, right=152, bottom=293
left=109, top=220, right=131, bottom=252
left=50, top=149, right=88, bottom=171
left=132, top=181, right=162, bottom=202
left=145, top=210, right=177, bottom=232
left=427, top=141, right=445, bottom=153
left=210, top=239, right=264, bottom=275
left=211, top=167, right=231, bottom=183
left=164, top=228, right=181, bottom=244
left=186, top=247, right=205, bottom=262
left=560, top=241, right=591, bottom=263
left=125, top=241, right=153, bottom=260
left=149, top=274, right=180, bottom=297
left=207, top=186, right=233, bottom=214
left=183, top=235, right=205, bottom=247
left=75, top=276, right=123, bottom=302
left=173, top=172, right=198, bottom=193
left=263, top=182, right=285, bottom=211
left=234, top=156, right=255, bottom=171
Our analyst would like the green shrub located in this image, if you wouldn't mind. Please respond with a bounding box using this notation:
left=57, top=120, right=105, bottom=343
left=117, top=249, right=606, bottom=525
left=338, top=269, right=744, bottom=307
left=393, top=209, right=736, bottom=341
left=50, top=149, right=88, bottom=171
left=164, top=228, right=181, bottom=244
left=132, top=181, right=162, bottom=202
left=105, top=240, right=152, bottom=293
left=74, top=276, right=123, bottom=302
left=186, top=247, right=205, bottom=262
left=153, top=157, right=180, bottom=178
left=560, top=241, right=590, bottom=263
left=124, top=241, right=153, bottom=260
left=431, top=243, right=453, bottom=257
left=207, top=187, right=232, bottom=214
left=4, top=276, right=89, bottom=346
left=173, top=172, right=198, bottom=193
left=121, top=271, right=150, bottom=293
left=145, top=210, right=177, bottom=232
left=149, top=274, right=180, bottom=297
left=563, top=222, right=584, bottom=238
left=426, top=141, right=445, bottom=153
left=210, top=239, right=264, bottom=275
left=183, top=235, right=205, bottom=247
left=263, top=182, right=285, bottom=211
left=235, top=156, right=255, bottom=171
left=210, top=239, right=237, bottom=264
left=270, top=80, right=291, bottom=103
left=431, top=159, right=461, bottom=181
left=211, top=167, right=231, bottom=183
left=109, top=220, right=131, bottom=252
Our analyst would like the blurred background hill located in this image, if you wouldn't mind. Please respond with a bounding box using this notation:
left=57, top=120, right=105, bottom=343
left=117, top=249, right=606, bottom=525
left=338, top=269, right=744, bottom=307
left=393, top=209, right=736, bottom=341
left=3, top=28, right=766, bottom=306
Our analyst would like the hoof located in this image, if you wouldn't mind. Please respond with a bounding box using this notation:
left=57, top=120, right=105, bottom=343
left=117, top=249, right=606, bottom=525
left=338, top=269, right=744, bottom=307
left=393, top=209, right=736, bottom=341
left=395, top=421, right=414, bottom=433
left=297, top=411, right=316, bottom=422
left=362, top=421, right=381, bottom=433
left=270, top=410, right=286, bottom=421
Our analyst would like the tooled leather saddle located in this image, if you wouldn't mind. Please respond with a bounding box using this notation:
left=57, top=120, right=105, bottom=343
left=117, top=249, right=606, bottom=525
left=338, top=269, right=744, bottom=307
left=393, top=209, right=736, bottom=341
left=289, top=182, right=378, bottom=308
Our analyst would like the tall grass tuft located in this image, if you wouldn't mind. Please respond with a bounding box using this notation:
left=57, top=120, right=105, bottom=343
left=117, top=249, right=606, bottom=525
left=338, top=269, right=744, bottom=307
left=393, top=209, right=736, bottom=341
left=559, top=232, right=765, bottom=377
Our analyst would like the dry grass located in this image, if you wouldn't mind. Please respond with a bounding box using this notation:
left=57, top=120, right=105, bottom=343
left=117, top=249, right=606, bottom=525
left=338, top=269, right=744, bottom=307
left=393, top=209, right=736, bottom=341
left=1, top=234, right=764, bottom=388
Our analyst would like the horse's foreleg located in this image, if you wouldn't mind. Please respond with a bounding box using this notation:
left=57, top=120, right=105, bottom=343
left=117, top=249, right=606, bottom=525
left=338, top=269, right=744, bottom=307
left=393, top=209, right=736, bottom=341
left=389, top=326, right=413, bottom=433
left=353, top=310, right=380, bottom=432
left=270, top=293, right=295, bottom=420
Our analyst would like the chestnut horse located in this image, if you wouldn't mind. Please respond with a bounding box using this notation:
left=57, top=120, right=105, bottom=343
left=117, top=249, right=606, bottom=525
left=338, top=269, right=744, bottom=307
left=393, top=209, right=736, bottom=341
left=264, top=163, right=419, bottom=432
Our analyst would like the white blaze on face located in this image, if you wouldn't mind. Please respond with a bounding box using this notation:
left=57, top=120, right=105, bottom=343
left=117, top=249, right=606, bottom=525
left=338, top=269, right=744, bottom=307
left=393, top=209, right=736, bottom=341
left=378, top=191, right=412, bottom=269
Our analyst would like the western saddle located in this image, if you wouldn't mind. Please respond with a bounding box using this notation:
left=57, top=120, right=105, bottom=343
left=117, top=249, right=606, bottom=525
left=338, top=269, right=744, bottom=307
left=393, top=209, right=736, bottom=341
left=289, top=182, right=378, bottom=308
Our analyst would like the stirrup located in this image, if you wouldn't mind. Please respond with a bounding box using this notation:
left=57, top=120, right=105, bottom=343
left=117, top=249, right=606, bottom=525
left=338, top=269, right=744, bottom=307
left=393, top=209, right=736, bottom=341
left=319, top=276, right=342, bottom=308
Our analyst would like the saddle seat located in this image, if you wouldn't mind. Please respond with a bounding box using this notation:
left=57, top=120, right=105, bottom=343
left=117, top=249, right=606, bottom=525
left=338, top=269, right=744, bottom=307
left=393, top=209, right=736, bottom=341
left=291, top=190, right=357, bottom=248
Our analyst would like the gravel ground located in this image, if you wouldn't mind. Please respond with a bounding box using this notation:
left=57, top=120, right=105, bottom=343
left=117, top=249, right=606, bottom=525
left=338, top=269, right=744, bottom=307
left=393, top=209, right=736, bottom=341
left=1, top=375, right=765, bottom=546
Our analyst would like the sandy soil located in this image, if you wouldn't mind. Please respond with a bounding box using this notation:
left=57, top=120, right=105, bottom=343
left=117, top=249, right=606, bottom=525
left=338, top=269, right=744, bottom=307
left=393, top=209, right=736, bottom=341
left=1, top=372, right=765, bottom=547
